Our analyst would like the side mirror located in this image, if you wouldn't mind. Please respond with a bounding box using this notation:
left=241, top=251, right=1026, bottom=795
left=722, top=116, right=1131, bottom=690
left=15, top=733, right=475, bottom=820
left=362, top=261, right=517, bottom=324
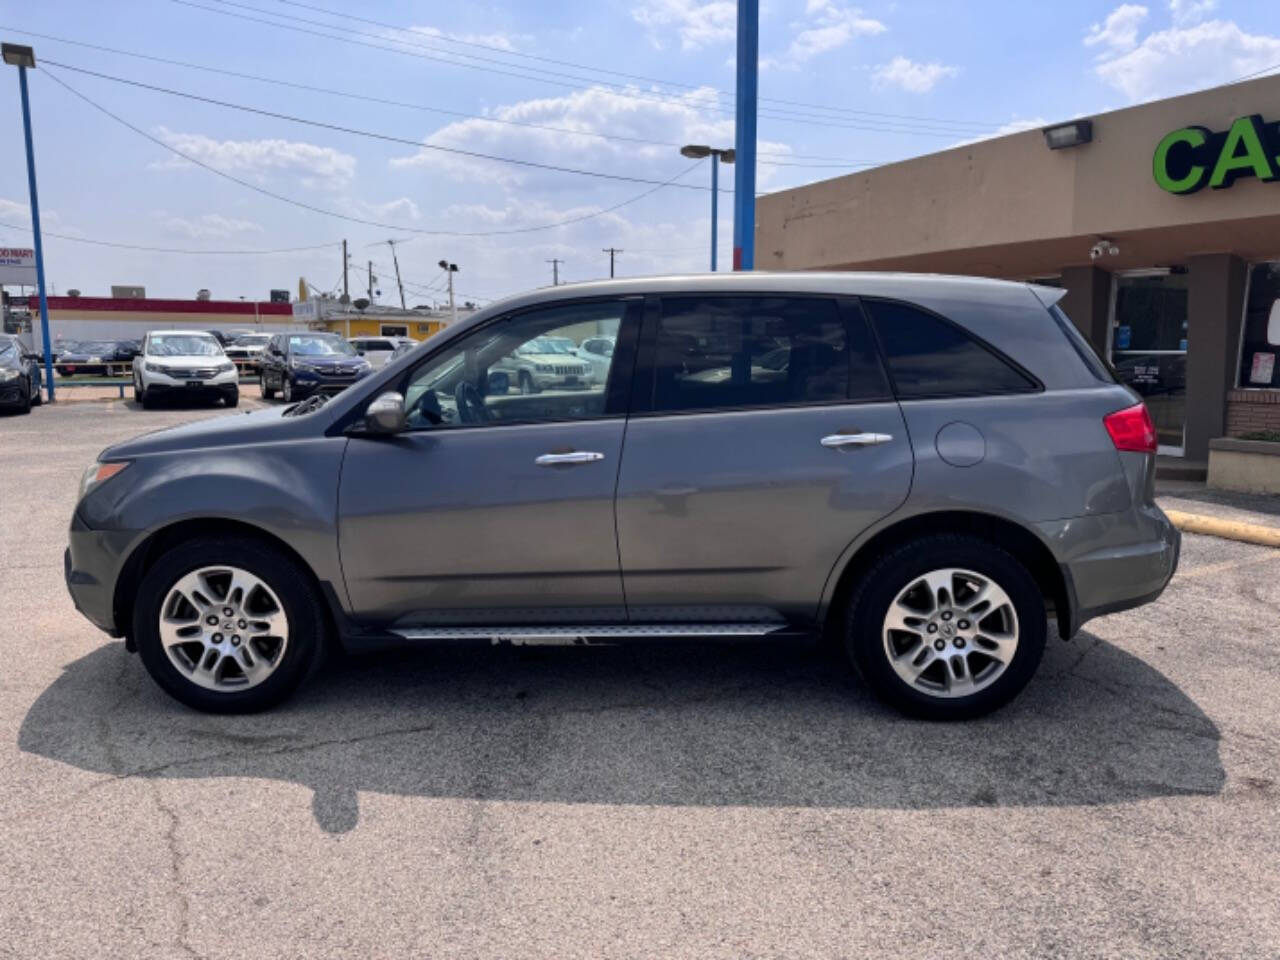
left=363, top=391, right=407, bottom=434
left=487, top=370, right=510, bottom=394
left=23, top=352, right=41, bottom=362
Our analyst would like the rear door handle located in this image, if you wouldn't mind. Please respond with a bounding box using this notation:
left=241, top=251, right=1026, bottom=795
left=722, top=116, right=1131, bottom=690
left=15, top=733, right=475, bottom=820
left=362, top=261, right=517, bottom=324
left=535, top=451, right=606, bottom=466
left=820, top=432, right=894, bottom=448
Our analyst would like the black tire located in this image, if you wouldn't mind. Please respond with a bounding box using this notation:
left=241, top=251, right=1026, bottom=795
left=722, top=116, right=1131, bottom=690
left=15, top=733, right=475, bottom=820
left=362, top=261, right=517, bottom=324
left=282, top=375, right=293, bottom=404
left=17, top=381, right=32, bottom=414
left=133, top=536, right=327, bottom=713
left=844, top=534, right=1046, bottom=721
left=261, top=373, right=275, bottom=400
left=133, top=374, right=143, bottom=405
left=30, top=377, right=42, bottom=406
left=518, top=370, right=535, bottom=395
left=224, top=388, right=239, bottom=408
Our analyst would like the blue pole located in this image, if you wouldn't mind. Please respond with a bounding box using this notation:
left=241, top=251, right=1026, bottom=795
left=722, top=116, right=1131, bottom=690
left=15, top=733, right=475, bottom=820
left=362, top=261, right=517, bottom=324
left=17, top=65, right=54, bottom=402
left=710, top=154, right=718, bottom=272
left=732, top=0, right=758, bottom=271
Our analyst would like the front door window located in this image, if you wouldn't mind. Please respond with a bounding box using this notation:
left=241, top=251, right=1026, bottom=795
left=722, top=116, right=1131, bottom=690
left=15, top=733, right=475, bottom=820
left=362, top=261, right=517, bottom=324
left=1111, top=272, right=1188, bottom=456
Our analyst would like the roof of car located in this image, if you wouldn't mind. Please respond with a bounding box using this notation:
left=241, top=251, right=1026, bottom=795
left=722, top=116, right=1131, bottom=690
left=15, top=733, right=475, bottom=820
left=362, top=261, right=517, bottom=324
left=147, top=329, right=221, bottom=337
left=445, top=272, right=1058, bottom=339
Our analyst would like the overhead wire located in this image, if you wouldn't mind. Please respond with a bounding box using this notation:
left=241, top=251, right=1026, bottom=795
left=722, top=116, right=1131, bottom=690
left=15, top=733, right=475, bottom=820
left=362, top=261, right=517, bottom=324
left=0, top=28, right=886, bottom=168
left=40, top=67, right=715, bottom=239
left=0, top=218, right=340, bottom=255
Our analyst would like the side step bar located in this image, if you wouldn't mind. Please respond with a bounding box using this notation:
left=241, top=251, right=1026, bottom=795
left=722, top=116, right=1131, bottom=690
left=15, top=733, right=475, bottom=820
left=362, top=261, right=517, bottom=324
left=391, top=623, right=792, bottom=645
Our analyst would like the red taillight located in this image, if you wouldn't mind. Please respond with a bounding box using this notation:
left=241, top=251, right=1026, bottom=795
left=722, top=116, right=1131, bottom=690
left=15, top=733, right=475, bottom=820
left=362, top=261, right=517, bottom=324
left=1104, top=402, right=1158, bottom=454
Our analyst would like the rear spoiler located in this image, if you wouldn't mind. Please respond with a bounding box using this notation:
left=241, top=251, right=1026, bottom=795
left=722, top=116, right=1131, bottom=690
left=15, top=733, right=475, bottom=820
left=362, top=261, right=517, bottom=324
left=1028, top=284, right=1068, bottom=308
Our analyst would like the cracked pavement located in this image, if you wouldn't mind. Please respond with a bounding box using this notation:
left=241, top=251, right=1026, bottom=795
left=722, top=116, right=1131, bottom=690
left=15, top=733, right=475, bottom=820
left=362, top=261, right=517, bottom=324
left=2, top=400, right=1278, bottom=959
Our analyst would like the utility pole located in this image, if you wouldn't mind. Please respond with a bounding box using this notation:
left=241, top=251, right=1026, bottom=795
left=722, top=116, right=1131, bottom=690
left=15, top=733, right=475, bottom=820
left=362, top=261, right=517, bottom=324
left=341, top=239, right=349, bottom=302
left=602, top=247, right=622, bottom=278
left=367, top=260, right=375, bottom=300
left=545, top=258, right=563, bottom=285
left=438, top=260, right=459, bottom=325
left=382, top=239, right=407, bottom=309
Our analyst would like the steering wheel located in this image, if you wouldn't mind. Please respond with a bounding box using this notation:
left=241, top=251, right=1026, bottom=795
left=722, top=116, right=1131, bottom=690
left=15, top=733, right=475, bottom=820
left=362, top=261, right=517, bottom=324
left=454, top=380, right=489, bottom=424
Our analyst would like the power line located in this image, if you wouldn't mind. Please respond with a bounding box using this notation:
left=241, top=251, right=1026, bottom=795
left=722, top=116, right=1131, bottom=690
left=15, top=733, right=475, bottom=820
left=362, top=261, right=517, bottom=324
left=0, top=28, right=886, bottom=168
left=40, top=68, right=713, bottom=238
left=0, top=218, right=339, bottom=255
left=166, top=0, right=999, bottom=138
left=44, top=61, right=722, bottom=192
left=260, top=0, right=1001, bottom=129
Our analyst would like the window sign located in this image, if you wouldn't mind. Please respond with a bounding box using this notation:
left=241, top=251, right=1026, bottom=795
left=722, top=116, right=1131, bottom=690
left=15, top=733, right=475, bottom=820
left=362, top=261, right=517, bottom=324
left=1115, top=325, right=1131, bottom=349
left=1238, top=264, right=1280, bottom=388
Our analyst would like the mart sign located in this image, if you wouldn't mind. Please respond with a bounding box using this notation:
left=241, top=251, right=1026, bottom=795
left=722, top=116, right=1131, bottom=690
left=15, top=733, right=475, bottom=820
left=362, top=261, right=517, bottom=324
left=1153, top=114, right=1280, bottom=194
left=0, top=247, right=35, bottom=285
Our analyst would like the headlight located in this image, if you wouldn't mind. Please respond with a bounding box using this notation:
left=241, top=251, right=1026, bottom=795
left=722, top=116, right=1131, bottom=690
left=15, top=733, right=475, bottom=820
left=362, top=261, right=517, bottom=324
left=291, top=359, right=315, bottom=371
left=144, top=361, right=170, bottom=375
left=536, top=364, right=552, bottom=373
left=217, top=361, right=235, bottom=373
left=79, top=460, right=131, bottom=500
left=0, top=368, right=19, bottom=382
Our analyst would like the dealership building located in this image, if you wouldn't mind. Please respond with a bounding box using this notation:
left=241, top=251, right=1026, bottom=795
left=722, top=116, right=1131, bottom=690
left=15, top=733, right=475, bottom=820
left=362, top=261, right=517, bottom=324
left=757, top=72, right=1280, bottom=470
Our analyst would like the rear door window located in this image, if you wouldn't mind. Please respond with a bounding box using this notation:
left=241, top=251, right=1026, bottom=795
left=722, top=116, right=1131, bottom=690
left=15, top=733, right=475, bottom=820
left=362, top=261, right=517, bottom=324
left=864, top=299, right=1038, bottom=398
left=647, top=296, right=888, bottom=413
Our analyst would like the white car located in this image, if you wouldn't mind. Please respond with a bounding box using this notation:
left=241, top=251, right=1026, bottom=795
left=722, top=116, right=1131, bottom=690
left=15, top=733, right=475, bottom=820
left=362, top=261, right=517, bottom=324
left=132, top=330, right=239, bottom=409
left=576, top=335, right=616, bottom=383
left=349, top=336, right=415, bottom=369
left=224, top=333, right=273, bottom=371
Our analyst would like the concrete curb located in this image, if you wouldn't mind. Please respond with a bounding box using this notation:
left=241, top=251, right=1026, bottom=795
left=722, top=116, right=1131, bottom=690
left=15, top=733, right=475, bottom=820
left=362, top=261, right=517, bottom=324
left=1165, top=509, right=1280, bottom=549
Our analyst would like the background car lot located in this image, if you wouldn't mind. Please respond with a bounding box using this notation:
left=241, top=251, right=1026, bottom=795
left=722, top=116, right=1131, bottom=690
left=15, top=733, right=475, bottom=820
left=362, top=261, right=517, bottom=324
left=2, top=399, right=1278, bottom=959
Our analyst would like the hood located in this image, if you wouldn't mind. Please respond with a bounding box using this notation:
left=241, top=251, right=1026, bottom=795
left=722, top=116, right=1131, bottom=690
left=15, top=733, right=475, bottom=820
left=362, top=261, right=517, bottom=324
left=294, top=354, right=364, bottom=365
left=147, top=355, right=230, bottom=368
left=100, top=405, right=315, bottom=459
left=517, top=352, right=583, bottom=365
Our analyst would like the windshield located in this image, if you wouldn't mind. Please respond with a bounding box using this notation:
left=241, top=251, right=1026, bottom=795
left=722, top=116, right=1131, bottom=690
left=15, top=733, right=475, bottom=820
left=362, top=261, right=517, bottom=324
left=289, top=335, right=356, bottom=357
left=149, top=335, right=224, bottom=357
left=76, top=341, right=116, bottom=354
left=233, top=334, right=272, bottom=346
left=0, top=339, right=14, bottom=359
left=519, top=337, right=574, bottom=356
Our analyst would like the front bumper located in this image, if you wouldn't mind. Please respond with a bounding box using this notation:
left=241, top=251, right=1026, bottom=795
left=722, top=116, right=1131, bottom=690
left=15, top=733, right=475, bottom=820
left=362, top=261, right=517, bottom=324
left=65, top=511, right=130, bottom=636
left=291, top=368, right=371, bottom=395
left=0, top=380, right=28, bottom=407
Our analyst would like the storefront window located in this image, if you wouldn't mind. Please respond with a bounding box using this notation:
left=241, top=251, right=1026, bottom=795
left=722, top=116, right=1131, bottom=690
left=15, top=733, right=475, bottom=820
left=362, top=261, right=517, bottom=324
left=1111, top=271, right=1188, bottom=454
left=1238, top=263, right=1280, bottom=388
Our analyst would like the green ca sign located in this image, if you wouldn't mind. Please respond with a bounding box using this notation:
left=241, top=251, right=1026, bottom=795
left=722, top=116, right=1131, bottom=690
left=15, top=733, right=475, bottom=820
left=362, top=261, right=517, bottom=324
left=1153, top=114, right=1280, bottom=194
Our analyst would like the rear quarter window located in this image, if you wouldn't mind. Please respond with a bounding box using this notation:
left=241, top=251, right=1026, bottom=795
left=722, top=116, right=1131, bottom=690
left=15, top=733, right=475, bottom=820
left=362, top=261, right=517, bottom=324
left=1048, top=304, right=1116, bottom=383
left=864, top=299, right=1039, bottom=399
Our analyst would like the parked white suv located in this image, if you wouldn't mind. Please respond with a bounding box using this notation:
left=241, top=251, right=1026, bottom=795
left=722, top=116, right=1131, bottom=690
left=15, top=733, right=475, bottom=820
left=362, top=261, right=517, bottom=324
left=349, top=336, right=415, bottom=369
left=132, top=330, right=239, bottom=409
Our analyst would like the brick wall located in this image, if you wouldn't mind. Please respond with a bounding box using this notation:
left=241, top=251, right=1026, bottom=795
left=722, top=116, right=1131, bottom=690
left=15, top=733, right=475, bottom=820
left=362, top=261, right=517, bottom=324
left=1226, top=390, right=1280, bottom=436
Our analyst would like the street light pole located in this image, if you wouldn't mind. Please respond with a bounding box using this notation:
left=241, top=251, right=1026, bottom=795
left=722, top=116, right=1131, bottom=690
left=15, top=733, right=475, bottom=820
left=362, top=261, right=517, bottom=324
left=4, top=44, right=54, bottom=401
left=438, top=260, right=458, bottom=324
left=680, top=145, right=735, bottom=272
left=732, top=0, right=758, bottom=271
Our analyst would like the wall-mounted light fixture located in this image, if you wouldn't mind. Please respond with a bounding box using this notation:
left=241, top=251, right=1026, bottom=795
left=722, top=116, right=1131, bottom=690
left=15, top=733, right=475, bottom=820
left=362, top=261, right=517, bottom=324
left=1043, top=119, right=1093, bottom=150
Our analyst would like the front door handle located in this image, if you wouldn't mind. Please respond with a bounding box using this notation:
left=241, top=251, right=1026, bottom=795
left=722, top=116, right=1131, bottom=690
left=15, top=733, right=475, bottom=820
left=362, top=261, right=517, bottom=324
left=820, top=432, right=894, bottom=448
left=535, top=451, right=606, bottom=466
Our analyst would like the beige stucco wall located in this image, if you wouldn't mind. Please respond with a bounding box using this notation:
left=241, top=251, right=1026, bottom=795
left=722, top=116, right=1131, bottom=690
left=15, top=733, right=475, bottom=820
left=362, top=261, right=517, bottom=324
left=757, top=73, right=1280, bottom=276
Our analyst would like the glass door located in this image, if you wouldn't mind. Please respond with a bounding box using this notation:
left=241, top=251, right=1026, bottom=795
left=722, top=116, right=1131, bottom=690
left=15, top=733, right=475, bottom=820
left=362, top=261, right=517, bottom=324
left=1110, top=270, right=1188, bottom=456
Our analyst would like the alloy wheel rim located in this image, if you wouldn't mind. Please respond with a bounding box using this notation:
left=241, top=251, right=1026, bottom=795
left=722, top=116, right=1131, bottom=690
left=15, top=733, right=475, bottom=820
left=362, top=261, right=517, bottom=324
left=881, top=567, right=1019, bottom=699
left=159, top=565, right=290, bottom=692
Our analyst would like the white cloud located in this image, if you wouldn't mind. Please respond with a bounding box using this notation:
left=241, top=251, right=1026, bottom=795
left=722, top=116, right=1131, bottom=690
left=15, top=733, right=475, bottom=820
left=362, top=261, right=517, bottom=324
left=150, top=128, right=358, bottom=190
left=390, top=84, right=790, bottom=191
left=765, top=1, right=886, bottom=68
left=630, top=0, right=736, bottom=50
left=1092, top=17, right=1280, bottom=101
left=1169, top=0, right=1216, bottom=25
left=1084, top=4, right=1149, bottom=53
left=408, top=25, right=524, bottom=52
left=156, top=213, right=264, bottom=239
left=872, top=56, right=959, bottom=93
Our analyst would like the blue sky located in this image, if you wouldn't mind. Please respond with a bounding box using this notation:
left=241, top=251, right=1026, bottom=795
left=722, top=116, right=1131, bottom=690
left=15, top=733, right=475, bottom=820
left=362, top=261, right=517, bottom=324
left=0, top=0, right=1277, bottom=303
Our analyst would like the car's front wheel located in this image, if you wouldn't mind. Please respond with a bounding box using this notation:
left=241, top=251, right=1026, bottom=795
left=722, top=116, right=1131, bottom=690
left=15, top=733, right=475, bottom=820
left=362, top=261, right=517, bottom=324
left=260, top=371, right=275, bottom=400
left=282, top=375, right=293, bottom=404
left=845, top=534, right=1046, bottom=721
left=133, top=537, right=326, bottom=713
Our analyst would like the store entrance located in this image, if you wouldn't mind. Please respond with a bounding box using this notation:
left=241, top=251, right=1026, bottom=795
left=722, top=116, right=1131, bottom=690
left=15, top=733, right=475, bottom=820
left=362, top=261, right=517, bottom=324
left=1111, top=270, right=1188, bottom=456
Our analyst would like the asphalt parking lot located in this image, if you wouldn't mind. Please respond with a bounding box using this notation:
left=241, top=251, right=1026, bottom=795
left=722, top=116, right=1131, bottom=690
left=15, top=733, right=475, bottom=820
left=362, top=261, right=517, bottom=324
left=2, top=398, right=1278, bottom=959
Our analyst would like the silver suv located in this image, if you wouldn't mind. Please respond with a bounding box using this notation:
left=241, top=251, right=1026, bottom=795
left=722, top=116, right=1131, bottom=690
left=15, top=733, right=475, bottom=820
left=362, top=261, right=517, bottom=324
left=65, top=274, right=1178, bottom=719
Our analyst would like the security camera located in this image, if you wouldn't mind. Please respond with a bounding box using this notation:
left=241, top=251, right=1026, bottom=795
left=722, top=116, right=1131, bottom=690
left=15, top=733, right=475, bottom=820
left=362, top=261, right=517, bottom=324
left=1089, top=240, right=1120, bottom=260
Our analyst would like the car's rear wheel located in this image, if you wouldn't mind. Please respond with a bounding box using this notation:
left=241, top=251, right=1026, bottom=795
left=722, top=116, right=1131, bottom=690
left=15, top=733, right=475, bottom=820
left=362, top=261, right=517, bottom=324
left=133, top=537, right=326, bottom=713
left=845, top=534, right=1046, bottom=720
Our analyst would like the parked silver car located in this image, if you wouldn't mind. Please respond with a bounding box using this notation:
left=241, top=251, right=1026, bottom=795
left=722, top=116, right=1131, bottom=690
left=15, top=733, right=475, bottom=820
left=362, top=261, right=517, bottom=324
left=492, top=336, right=592, bottom=393
left=66, top=273, right=1178, bottom=718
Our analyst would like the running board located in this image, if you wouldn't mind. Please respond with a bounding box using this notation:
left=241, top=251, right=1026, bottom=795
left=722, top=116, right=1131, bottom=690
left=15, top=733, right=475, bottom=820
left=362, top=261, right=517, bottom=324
left=391, top=623, right=792, bottom=645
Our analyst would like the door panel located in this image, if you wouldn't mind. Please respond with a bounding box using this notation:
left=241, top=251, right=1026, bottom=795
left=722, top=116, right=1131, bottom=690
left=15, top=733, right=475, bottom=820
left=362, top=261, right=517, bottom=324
left=615, top=404, right=912, bottom=624
left=339, top=420, right=627, bottom=626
